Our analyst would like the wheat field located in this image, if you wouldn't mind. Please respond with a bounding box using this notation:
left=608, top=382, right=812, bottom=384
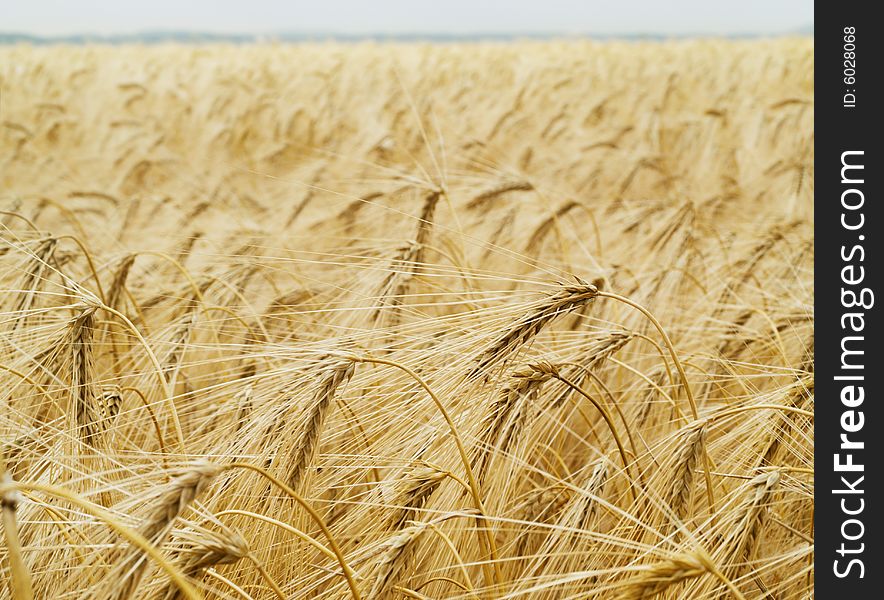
left=0, top=39, right=813, bottom=599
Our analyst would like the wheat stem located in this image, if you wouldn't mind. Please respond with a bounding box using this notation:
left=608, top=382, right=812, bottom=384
left=100, top=303, right=187, bottom=453
left=221, top=461, right=363, bottom=600
left=598, top=291, right=715, bottom=512
left=351, top=355, right=502, bottom=590
left=550, top=372, right=635, bottom=502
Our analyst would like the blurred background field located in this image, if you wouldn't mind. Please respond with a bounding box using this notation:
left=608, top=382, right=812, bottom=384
left=0, top=37, right=813, bottom=600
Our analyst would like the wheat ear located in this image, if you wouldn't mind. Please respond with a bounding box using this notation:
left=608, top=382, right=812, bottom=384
left=382, top=466, right=448, bottom=531
left=286, top=358, right=355, bottom=490
left=367, top=522, right=430, bottom=600
left=620, top=553, right=707, bottom=600
left=665, top=420, right=708, bottom=523
left=473, top=362, right=552, bottom=480
left=470, top=281, right=599, bottom=378
left=69, top=305, right=100, bottom=448
left=160, top=527, right=250, bottom=600
left=114, top=462, right=221, bottom=600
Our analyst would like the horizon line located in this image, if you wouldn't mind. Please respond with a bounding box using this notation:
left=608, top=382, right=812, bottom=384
left=0, top=27, right=813, bottom=45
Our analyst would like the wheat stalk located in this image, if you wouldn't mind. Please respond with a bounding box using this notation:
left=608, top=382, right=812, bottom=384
left=466, top=180, right=534, bottom=210
left=10, top=238, right=56, bottom=331
left=367, top=521, right=435, bottom=600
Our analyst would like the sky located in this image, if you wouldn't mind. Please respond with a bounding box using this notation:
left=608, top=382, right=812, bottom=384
left=4, top=0, right=813, bottom=36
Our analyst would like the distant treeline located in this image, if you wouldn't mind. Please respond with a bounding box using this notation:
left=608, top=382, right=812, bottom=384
left=0, top=27, right=812, bottom=45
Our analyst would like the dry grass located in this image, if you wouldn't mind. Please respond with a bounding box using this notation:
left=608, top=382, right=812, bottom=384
left=0, top=39, right=812, bottom=599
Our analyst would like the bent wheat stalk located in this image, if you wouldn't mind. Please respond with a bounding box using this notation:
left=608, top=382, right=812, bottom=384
left=534, top=362, right=635, bottom=501
left=100, top=302, right=187, bottom=453
left=220, top=461, right=363, bottom=600
left=597, top=290, right=715, bottom=512
left=350, top=355, right=503, bottom=591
